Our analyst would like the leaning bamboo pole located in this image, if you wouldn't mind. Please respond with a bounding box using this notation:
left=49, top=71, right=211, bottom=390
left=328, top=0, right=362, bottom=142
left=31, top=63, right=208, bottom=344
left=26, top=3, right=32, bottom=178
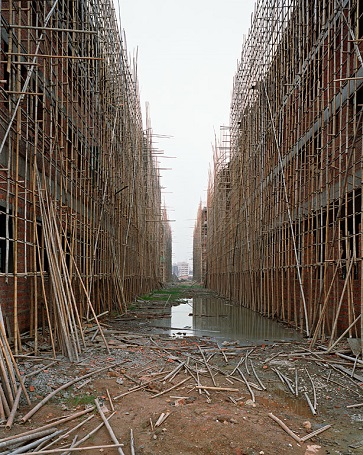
left=0, top=304, right=30, bottom=418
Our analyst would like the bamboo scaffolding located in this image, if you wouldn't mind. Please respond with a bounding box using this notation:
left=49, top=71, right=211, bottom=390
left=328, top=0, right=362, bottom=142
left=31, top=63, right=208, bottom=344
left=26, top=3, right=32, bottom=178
left=0, top=0, right=171, bottom=368
left=200, top=0, right=363, bottom=344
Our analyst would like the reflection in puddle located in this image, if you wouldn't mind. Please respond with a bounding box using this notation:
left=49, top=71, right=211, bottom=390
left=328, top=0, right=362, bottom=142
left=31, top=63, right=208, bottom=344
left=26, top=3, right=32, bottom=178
left=156, top=296, right=302, bottom=345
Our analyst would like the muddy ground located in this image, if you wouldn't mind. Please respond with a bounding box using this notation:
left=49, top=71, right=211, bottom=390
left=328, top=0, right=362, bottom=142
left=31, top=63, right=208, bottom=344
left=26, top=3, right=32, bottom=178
left=1, top=285, right=363, bottom=454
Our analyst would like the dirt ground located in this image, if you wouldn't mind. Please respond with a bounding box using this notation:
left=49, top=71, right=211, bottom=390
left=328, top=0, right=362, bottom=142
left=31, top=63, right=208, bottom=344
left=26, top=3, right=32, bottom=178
left=1, top=286, right=363, bottom=454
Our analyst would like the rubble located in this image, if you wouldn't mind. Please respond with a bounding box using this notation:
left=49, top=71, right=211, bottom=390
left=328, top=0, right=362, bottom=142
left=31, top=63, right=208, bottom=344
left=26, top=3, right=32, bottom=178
left=0, top=287, right=362, bottom=453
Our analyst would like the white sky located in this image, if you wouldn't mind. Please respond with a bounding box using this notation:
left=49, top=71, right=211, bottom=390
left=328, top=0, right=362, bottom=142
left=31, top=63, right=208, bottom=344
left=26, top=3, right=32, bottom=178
left=113, top=0, right=256, bottom=264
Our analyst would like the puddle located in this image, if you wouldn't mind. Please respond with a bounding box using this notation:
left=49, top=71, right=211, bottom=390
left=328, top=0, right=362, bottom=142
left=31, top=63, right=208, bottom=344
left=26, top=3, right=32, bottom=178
left=152, top=296, right=302, bottom=345
left=272, top=388, right=312, bottom=417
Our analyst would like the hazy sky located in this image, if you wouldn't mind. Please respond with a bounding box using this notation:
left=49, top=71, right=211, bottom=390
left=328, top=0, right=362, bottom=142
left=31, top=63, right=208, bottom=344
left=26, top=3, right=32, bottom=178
left=113, top=0, right=256, bottom=264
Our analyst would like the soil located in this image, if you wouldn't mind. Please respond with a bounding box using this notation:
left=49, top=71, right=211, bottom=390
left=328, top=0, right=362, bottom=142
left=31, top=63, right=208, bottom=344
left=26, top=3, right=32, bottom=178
left=1, top=286, right=363, bottom=455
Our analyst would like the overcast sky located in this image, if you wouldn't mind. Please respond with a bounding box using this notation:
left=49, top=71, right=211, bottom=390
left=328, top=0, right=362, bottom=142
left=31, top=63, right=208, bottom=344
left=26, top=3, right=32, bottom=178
left=113, top=0, right=256, bottom=264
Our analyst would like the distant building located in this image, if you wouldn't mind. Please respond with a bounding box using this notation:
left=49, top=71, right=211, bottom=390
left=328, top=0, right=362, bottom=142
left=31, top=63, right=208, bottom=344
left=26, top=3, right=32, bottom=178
left=172, top=264, right=179, bottom=277
left=176, top=261, right=189, bottom=278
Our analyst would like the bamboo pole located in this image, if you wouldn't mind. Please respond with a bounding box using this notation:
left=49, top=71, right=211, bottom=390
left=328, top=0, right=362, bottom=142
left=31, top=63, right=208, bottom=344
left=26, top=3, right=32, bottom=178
left=0, top=307, right=30, bottom=405
left=9, top=430, right=64, bottom=454
left=300, top=424, right=332, bottom=442
left=0, top=383, right=10, bottom=418
left=0, top=428, right=59, bottom=450
left=94, top=399, right=125, bottom=455
left=195, top=386, right=239, bottom=392
left=21, top=362, right=122, bottom=422
left=268, top=413, right=302, bottom=444
left=59, top=225, right=110, bottom=354
left=151, top=377, right=191, bottom=398
left=328, top=258, right=355, bottom=348
left=0, top=408, right=94, bottom=445
left=13, top=444, right=127, bottom=454
left=5, top=386, right=21, bottom=429
left=60, top=412, right=116, bottom=454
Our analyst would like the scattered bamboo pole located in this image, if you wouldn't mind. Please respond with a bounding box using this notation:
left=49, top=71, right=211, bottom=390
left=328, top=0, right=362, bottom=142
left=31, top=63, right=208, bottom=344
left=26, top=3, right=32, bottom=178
left=244, top=349, right=254, bottom=375
left=304, top=392, right=317, bottom=416
left=268, top=413, right=301, bottom=443
left=5, top=386, right=22, bottom=429
left=22, top=363, right=121, bottom=422
left=130, top=429, right=136, bottom=455
left=0, top=408, right=94, bottom=445
left=294, top=368, right=298, bottom=397
left=0, top=428, right=59, bottom=450
left=0, top=391, right=5, bottom=421
left=10, top=429, right=64, bottom=454
left=219, top=348, right=228, bottom=363
left=300, top=424, right=332, bottom=442
left=198, top=345, right=217, bottom=386
left=113, top=377, right=158, bottom=400
left=63, top=435, right=79, bottom=455
left=61, top=412, right=116, bottom=453
left=272, top=368, right=295, bottom=395
left=162, top=362, right=185, bottom=382
left=305, top=368, right=317, bottom=410
left=155, top=412, right=171, bottom=427
left=151, top=377, right=191, bottom=398
left=15, top=444, right=127, bottom=454
left=106, top=388, right=115, bottom=412
left=334, top=351, right=363, bottom=365
left=195, top=386, right=239, bottom=392
left=24, top=361, right=58, bottom=379
left=250, top=360, right=266, bottom=391
left=94, top=398, right=125, bottom=455
left=237, top=368, right=255, bottom=402
left=229, top=356, right=245, bottom=376
left=263, top=352, right=283, bottom=365
left=40, top=415, right=95, bottom=451
left=347, top=403, right=363, bottom=408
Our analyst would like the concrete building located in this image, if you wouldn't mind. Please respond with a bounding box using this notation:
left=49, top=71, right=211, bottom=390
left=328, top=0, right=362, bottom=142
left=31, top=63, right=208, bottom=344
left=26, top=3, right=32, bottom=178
left=176, top=262, right=189, bottom=279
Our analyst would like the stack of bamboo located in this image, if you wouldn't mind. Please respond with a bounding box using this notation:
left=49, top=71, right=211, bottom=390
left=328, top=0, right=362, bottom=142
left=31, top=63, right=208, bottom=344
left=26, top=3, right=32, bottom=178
left=36, top=176, right=83, bottom=362
left=36, top=170, right=110, bottom=361
left=0, top=305, right=30, bottom=426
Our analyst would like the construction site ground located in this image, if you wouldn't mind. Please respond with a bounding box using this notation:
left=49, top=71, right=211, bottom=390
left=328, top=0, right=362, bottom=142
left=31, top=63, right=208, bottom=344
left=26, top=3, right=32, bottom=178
left=1, top=285, right=363, bottom=455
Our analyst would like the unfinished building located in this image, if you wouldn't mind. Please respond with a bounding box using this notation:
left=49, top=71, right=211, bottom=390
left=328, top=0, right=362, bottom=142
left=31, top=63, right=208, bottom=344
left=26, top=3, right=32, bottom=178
left=193, top=202, right=207, bottom=283
left=0, top=0, right=171, bottom=359
left=203, top=0, right=363, bottom=346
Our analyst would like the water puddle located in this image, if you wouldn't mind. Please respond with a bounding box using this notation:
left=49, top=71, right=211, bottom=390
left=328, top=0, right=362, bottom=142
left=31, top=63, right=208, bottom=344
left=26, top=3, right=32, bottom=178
left=152, top=296, right=302, bottom=345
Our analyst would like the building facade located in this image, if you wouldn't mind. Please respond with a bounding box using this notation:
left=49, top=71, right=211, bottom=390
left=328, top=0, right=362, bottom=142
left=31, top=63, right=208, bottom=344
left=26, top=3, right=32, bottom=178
left=0, top=0, right=171, bottom=358
left=205, top=0, right=363, bottom=345
left=193, top=203, right=207, bottom=283
left=176, top=262, right=190, bottom=279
